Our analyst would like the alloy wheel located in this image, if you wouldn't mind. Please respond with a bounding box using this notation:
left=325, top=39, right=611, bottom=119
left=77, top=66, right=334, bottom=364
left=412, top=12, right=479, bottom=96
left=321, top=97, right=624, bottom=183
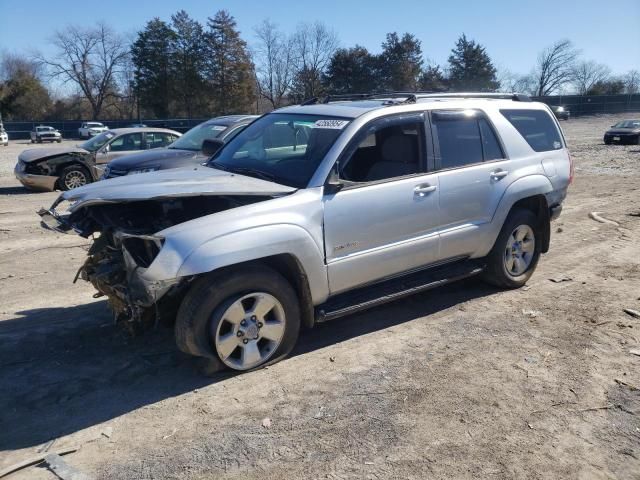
left=64, top=170, right=87, bottom=190
left=504, top=224, right=535, bottom=276
left=213, top=292, right=286, bottom=370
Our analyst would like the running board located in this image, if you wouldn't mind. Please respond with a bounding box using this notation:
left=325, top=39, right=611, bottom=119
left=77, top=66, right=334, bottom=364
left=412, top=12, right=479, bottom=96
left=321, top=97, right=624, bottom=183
left=316, top=259, right=484, bottom=323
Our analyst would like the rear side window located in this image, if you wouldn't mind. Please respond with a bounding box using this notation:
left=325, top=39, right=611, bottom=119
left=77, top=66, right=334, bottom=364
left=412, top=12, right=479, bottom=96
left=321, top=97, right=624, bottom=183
left=500, top=109, right=563, bottom=152
left=432, top=110, right=505, bottom=169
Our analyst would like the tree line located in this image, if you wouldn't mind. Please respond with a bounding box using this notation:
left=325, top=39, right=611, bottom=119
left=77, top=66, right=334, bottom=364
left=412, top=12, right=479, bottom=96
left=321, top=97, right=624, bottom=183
left=1, top=9, right=639, bottom=121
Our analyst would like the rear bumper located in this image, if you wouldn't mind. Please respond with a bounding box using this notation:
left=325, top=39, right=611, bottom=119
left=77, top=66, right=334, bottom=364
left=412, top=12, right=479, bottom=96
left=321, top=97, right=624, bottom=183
left=15, top=169, right=58, bottom=191
left=550, top=204, right=563, bottom=221
left=604, top=134, right=639, bottom=144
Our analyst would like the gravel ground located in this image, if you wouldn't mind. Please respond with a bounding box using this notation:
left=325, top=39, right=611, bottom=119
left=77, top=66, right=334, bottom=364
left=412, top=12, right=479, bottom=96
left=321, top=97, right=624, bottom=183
left=0, top=115, right=639, bottom=479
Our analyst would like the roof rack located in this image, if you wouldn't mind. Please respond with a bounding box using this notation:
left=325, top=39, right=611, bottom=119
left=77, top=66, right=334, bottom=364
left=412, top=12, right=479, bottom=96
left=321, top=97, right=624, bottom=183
left=413, top=92, right=532, bottom=102
left=298, top=91, right=531, bottom=106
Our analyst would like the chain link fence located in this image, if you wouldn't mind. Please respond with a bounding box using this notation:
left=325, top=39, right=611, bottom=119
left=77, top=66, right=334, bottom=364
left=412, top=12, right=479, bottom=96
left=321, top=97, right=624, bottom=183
left=533, top=94, right=640, bottom=117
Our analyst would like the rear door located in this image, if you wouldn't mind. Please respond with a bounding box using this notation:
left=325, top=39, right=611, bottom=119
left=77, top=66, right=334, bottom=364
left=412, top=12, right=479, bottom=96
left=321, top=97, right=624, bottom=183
left=430, top=109, right=510, bottom=259
left=323, top=113, right=441, bottom=294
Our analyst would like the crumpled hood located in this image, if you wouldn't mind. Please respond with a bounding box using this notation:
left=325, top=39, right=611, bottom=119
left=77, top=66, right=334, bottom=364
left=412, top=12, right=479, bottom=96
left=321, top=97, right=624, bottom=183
left=107, top=148, right=202, bottom=170
left=19, top=146, right=89, bottom=163
left=61, top=166, right=296, bottom=209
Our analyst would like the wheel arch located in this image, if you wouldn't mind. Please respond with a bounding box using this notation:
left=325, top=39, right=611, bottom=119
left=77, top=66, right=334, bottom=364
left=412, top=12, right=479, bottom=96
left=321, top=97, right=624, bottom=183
left=169, top=223, right=328, bottom=329
left=490, top=175, right=553, bottom=254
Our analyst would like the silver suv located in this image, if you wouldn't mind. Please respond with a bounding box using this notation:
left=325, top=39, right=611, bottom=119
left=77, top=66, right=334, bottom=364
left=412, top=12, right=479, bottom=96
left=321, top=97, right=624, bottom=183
left=39, top=93, right=572, bottom=372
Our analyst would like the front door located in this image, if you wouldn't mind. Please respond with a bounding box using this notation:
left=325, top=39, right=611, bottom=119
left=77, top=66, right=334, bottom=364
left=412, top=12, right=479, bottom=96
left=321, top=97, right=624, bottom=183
left=323, top=113, right=441, bottom=294
left=98, top=132, right=144, bottom=164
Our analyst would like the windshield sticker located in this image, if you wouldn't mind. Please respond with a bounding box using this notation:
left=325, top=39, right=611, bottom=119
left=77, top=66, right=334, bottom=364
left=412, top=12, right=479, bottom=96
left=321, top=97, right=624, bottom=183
left=553, top=141, right=561, bottom=149
left=314, top=119, right=349, bottom=129
left=105, top=133, right=114, bottom=139
left=210, top=125, right=226, bottom=131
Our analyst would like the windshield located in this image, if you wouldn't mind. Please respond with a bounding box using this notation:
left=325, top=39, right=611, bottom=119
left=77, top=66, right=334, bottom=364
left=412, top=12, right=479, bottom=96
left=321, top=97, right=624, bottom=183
left=169, top=122, right=230, bottom=151
left=208, top=113, right=350, bottom=188
left=37, top=127, right=53, bottom=132
left=87, top=123, right=103, bottom=128
left=80, top=131, right=116, bottom=152
left=613, top=120, right=640, bottom=128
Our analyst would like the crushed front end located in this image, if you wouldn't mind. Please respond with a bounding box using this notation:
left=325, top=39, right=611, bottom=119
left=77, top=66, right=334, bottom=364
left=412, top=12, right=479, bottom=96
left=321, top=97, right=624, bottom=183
left=38, top=193, right=270, bottom=332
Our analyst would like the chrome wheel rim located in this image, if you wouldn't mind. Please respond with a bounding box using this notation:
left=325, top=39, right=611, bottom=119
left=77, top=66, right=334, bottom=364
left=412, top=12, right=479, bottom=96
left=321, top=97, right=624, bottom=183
left=213, top=292, right=286, bottom=370
left=504, top=224, right=535, bottom=276
left=64, top=170, right=87, bottom=189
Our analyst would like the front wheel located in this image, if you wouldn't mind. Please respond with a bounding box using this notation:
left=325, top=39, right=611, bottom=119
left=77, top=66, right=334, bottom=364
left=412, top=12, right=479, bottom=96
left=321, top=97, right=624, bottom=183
left=482, top=209, right=541, bottom=289
left=176, top=265, right=301, bottom=372
left=58, top=165, right=91, bottom=190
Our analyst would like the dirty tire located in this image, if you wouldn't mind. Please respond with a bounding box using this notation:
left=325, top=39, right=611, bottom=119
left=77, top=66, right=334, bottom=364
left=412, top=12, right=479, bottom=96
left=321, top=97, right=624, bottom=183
left=58, top=164, right=91, bottom=191
left=175, top=264, right=301, bottom=372
left=482, top=209, right=542, bottom=289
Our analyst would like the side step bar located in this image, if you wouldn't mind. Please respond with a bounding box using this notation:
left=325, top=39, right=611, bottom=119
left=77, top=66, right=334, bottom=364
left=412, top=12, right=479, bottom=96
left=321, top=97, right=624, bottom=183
left=316, top=259, right=485, bottom=323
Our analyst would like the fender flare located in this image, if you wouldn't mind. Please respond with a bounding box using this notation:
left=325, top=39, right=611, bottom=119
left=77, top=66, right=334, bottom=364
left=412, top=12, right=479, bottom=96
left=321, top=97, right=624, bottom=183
left=489, top=174, right=554, bottom=252
left=176, top=223, right=329, bottom=303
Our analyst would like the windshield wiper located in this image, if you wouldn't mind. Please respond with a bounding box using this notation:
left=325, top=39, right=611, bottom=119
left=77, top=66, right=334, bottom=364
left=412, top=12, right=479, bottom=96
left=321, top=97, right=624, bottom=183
left=210, top=163, right=279, bottom=183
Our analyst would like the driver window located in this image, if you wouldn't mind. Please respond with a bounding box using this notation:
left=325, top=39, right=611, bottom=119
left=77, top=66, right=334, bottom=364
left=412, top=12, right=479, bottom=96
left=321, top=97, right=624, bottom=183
left=341, top=119, right=424, bottom=182
left=110, top=133, right=143, bottom=152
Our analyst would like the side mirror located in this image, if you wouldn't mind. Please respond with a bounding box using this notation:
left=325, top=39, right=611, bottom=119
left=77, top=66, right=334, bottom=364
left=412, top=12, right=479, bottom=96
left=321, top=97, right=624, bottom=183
left=202, top=138, right=225, bottom=157
left=100, top=144, right=110, bottom=154
left=324, top=163, right=343, bottom=194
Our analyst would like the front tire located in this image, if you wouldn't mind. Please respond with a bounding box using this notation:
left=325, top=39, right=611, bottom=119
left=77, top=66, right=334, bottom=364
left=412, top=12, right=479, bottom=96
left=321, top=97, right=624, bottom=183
left=176, top=265, right=301, bottom=372
left=482, top=209, right=542, bottom=289
left=58, top=164, right=91, bottom=190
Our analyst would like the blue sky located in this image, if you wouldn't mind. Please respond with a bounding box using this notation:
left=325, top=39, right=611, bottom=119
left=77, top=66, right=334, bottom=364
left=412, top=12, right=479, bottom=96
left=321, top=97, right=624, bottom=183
left=1, top=0, right=639, bottom=76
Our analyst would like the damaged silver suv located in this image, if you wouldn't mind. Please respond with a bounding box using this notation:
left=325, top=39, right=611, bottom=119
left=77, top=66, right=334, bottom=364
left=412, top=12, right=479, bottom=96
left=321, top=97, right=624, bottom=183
left=39, top=93, right=572, bottom=372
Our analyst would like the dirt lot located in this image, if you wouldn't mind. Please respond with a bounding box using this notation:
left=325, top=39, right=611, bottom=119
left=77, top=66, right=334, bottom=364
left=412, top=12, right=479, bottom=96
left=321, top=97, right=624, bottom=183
left=1, top=116, right=639, bottom=479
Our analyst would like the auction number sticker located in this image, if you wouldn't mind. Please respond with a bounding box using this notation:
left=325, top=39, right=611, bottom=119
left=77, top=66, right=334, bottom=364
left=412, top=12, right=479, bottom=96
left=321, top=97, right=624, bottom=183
left=314, top=119, right=349, bottom=129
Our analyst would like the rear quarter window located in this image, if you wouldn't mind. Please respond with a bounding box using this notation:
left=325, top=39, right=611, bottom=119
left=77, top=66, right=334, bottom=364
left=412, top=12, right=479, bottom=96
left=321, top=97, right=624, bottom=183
left=500, top=109, right=563, bottom=152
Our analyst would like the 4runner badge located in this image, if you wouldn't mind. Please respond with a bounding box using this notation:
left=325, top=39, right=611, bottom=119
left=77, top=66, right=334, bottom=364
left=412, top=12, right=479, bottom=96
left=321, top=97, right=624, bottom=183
left=334, top=241, right=359, bottom=252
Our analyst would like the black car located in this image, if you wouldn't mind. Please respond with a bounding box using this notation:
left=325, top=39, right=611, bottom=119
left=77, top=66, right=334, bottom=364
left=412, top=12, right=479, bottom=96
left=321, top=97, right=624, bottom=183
left=102, top=115, right=258, bottom=179
left=604, top=119, right=640, bottom=145
left=550, top=105, right=570, bottom=121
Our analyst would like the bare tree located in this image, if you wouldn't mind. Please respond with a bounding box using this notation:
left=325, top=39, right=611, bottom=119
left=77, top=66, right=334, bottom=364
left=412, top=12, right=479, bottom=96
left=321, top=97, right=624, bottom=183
left=253, top=20, right=295, bottom=110
left=623, top=70, right=640, bottom=94
left=572, top=60, right=611, bottom=95
left=292, top=21, right=338, bottom=99
left=35, top=23, right=129, bottom=119
left=533, top=39, right=580, bottom=96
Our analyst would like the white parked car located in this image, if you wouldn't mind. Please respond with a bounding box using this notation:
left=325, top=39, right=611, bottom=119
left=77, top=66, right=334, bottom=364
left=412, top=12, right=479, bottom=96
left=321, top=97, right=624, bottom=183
left=78, top=122, right=108, bottom=139
left=0, top=129, right=8, bottom=146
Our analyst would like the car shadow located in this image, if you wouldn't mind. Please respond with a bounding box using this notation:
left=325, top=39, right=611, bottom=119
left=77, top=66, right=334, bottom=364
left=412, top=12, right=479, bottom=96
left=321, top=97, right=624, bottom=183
left=0, top=186, right=37, bottom=195
left=1, top=278, right=495, bottom=450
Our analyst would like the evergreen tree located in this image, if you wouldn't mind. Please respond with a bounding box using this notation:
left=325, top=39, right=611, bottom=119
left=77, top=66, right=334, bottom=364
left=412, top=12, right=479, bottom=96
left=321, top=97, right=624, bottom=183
left=418, top=64, right=448, bottom=92
left=171, top=10, right=207, bottom=117
left=379, top=33, right=423, bottom=91
left=447, top=34, right=499, bottom=92
left=205, top=10, right=255, bottom=114
left=324, top=46, right=378, bottom=94
left=131, top=18, right=176, bottom=118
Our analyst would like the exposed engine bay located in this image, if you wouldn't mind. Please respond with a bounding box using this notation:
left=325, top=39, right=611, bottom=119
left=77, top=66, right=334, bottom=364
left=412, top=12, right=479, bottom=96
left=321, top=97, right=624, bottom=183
left=42, top=194, right=272, bottom=332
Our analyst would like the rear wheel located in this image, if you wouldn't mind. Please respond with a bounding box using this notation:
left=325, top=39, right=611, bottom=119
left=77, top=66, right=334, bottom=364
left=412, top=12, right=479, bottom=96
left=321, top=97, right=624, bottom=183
left=176, top=265, right=301, bottom=372
left=482, top=209, right=541, bottom=289
left=58, top=164, right=91, bottom=190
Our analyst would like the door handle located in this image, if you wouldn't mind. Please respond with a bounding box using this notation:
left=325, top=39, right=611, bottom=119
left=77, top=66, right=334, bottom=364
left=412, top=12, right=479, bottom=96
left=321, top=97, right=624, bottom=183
left=490, top=170, right=508, bottom=180
left=414, top=184, right=437, bottom=196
